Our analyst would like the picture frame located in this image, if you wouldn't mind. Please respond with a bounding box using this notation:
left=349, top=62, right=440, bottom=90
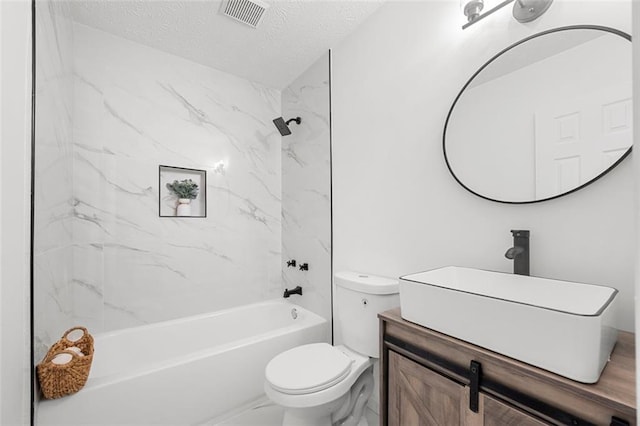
left=159, top=165, right=207, bottom=218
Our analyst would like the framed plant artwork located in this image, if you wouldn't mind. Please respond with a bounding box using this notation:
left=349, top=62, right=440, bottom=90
left=159, top=165, right=207, bottom=218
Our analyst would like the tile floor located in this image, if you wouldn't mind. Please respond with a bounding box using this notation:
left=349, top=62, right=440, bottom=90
left=215, top=400, right=283, bottom=426
left=211, top=398, right=379, bottom=426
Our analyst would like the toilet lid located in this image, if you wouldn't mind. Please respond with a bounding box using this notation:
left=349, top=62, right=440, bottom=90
left=265, top=343, right=353, bottom=395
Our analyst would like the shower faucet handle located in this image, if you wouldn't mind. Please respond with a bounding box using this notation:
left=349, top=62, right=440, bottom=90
left=299, top=263, right=309, bottom=271
left=286, top=259, right=296, bottom=268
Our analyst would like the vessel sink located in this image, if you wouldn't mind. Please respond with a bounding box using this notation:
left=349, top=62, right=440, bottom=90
left=399, top=266, right=618, bottom=383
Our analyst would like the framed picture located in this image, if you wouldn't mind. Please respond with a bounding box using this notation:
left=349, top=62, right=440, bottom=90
left=159, top=165, right=207, bottom=218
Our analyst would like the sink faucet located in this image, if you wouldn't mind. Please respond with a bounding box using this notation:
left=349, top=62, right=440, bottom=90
left=505, top=230, right=529, bottom=276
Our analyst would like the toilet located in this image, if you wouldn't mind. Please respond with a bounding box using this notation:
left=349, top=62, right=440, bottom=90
left=264, top=271, right=399, bottom=426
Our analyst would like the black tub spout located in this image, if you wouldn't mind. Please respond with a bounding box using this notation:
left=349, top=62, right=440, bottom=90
left=283, top=286, right=303, bottom=298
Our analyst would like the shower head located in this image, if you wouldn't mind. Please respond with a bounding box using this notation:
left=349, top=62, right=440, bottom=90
left=273, top=117, right=302, bottom=136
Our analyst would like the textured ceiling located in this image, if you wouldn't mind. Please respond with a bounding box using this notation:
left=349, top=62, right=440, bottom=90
left=71, top=0, right=385, bottom=89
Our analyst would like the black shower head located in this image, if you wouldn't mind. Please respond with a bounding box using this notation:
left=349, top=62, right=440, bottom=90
left=273, top=117, right=302, bottom=136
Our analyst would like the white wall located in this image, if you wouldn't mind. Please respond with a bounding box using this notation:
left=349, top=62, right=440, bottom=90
left=332, top=0, right=635, bottom=348
left=0, top=0, right=33, bottom=424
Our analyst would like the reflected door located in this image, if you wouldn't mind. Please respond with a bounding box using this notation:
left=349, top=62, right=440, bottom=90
left=534, top=83, right=632, bottom=199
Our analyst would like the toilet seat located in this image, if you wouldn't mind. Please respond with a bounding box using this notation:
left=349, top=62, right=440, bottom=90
left=265, top=343, right=353, bottom=395
left=264, top=344, right=371, bottom=409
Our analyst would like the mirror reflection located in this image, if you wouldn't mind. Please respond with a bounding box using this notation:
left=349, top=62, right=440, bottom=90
left=444, top=27, right=632, bottom=203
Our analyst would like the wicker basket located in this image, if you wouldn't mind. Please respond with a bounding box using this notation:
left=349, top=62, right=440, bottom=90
left=37, top=327, right=94, bottom=399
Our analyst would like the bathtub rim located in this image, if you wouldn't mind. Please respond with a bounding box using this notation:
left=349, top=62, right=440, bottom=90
left=84, top=299, right=328, bottom=389
left=94, top=299, right=317, bottom=341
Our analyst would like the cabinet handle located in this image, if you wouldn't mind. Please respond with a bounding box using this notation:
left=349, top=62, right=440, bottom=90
left=469, top=360, right=481, bottom=413
left=610, top=417, right=630, bottom=426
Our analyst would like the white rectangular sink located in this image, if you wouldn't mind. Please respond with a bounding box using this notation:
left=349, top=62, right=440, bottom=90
left=399, top=266, right=618, bottom=383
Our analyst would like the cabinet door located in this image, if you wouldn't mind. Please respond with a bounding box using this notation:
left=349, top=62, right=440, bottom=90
left=482, top=394, right=550, bottom=426
left=388, top=351, right=465, bottom=426
left=387, top=351, right=552, bottom=426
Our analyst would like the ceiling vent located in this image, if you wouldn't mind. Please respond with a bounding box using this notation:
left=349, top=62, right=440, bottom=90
left=220, top=0, right=270, bottom=28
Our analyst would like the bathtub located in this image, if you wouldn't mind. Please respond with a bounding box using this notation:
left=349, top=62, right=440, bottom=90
left=37, top=300, right=328, bottom=425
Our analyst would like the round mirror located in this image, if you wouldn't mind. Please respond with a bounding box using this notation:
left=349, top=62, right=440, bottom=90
left=443, top=26, right=632, bottom=204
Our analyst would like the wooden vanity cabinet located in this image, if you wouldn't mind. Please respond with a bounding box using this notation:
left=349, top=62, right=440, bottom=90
left=388, top=350, right=546, bottom=425
left=380, top=308, right=636, bottom=426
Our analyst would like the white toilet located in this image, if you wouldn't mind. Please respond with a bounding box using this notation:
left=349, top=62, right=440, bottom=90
left=264, top=271, right=399, bottom=426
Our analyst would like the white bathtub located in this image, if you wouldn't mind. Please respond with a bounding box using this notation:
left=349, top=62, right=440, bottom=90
left=37, top=300, right=328, bottom=425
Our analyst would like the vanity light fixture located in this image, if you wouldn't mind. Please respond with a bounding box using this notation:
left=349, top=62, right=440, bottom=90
left=462, top=0, right=484, bottom=22
left=462, top=0, right=553, bottom=29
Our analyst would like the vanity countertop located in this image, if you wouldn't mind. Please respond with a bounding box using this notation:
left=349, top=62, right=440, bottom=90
left=379, top=308, right=636, bottom=424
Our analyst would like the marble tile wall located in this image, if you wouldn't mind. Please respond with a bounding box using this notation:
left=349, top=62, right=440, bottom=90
left=71, top=23, right=283, bottom=332
left=36, top=19, right=333, bottom=343
left=34, top=0, right=75, bottom=361
left=281, top=53, right=332, bottom=341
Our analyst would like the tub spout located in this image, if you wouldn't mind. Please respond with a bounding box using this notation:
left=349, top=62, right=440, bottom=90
left=283, top=286, right=303, bottom=298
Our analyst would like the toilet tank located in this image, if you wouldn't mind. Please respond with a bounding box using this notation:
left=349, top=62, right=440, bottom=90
left=335, top=271, right=399, bottom=358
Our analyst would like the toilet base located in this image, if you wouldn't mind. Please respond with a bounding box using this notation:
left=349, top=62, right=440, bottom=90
left=280, top=366, right=374, bottom=426
left=282, top=393, right=348, bottom=426
left=283, top=414, right=367, bottom=426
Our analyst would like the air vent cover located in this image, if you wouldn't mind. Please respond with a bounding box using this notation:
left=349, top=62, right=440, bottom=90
left=220, top=0, right=269, bottom=28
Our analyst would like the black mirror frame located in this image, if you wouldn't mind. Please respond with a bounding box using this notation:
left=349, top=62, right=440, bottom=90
left=442, top=25, right=632, bottom=204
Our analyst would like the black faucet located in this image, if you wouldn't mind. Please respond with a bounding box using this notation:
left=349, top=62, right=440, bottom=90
left=283, top=286, right=303, bottom=298
left=505, top=230, right=529, bottom=276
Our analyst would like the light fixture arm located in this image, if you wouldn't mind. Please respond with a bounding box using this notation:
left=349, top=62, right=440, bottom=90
left=463, top=0, right=514, bottom=29
left=462, top=0, right=553, bottom=29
